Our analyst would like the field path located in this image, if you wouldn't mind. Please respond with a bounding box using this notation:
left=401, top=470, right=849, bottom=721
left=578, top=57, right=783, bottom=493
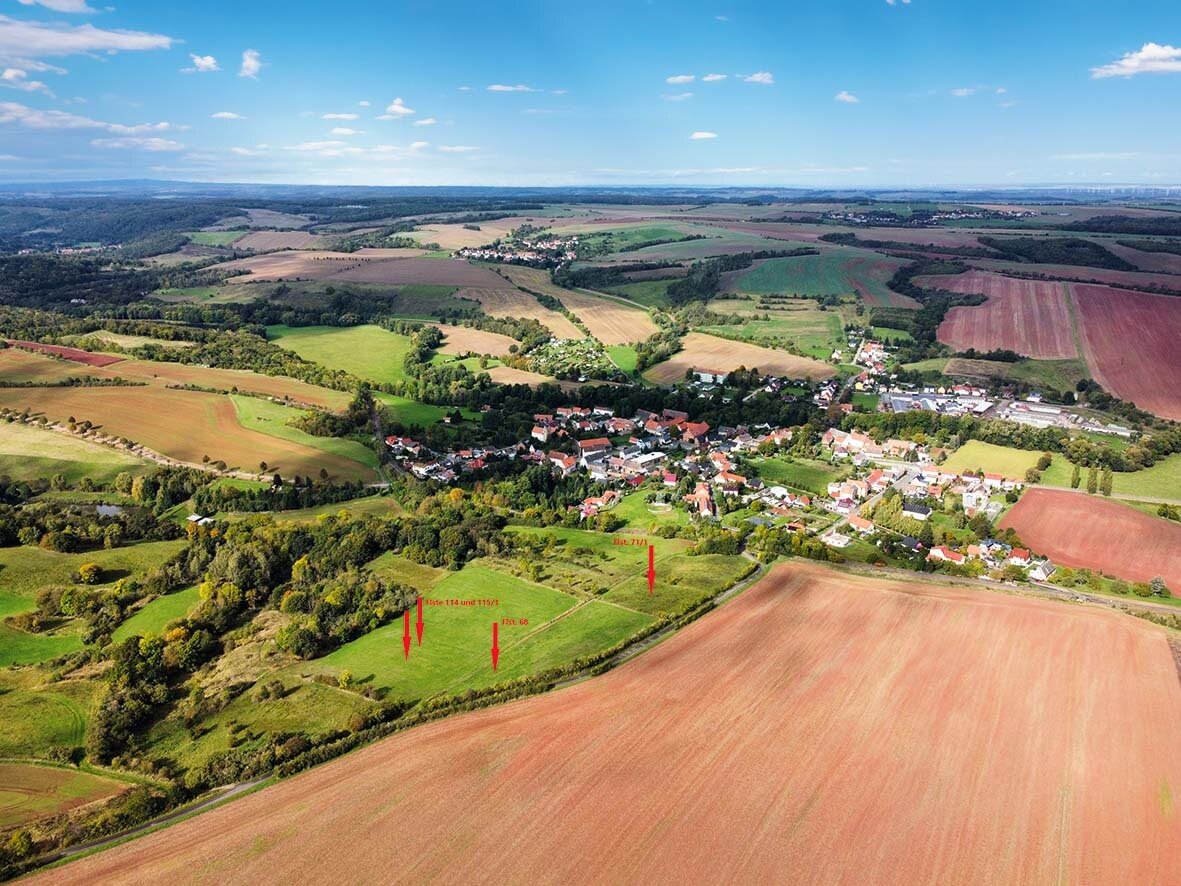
left=38, top=562, right=1181, bottom=886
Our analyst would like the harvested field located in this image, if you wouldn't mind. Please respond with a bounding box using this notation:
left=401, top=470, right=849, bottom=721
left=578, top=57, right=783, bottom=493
left=5, top=341, right=122, bottom=367
left=409, top=218, right=521, bottom=249
left=108, top=359, right=350, bottom=410
left=1000, top=488, right=1181, bottom=590
left=431, top=324, right=517, bottom=357
left=497, top=266, right=658, bottom=345
left=0, top=348, right=107, bottom=384
left=644, top=332, right=835, bottom=384
left=45, top=562, right=1181, bottom=886
left=456, top=287, right=583, bottom=339
left=234, top=231, right=327, bottom=251
left=242, top=208, right=312, bottom=229
left=0, top=386, right=375, bottom=482
left=0, top=763, right=126, bottom=829
left=219, top=251, right=370, bottom=282
left=486, top=365, right=557, bottom=387
left=923, top=270, right=1078, bottom=358
left=1070, top=284, right=1181, bottom=420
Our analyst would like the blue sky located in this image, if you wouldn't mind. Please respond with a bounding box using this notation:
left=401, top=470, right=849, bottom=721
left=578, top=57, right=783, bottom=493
left=0, top=0, right=1179, bottom=186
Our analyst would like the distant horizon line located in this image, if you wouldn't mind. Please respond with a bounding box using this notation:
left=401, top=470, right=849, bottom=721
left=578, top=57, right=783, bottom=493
left=2, top=177, right=1181, bottom=194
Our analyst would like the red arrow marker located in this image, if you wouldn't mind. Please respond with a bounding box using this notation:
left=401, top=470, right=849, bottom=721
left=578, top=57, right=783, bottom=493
left=647, top=544, right=656, bottom=595
left=402, top=610, right=411, bottom=660
left=491, top=621, right=500, bottom=672
left=415, top=597, right=424, bottom=646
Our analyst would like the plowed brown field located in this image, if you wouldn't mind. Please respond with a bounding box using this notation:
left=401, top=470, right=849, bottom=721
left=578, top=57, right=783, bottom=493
left=1070, top=284, right=1181, bottom=420
left=644, top=332, right=836, bottom=383
left=924, top=271, right=1078, bottom=358
left=6, top=341, right=123, bottom=367
left=1000, top=487, right=1181, bottom=590
left=41, top=562, right=1181, bottom=885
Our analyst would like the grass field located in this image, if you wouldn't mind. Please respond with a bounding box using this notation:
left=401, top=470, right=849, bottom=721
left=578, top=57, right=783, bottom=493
left=296, top=564, right=579, bottom=699
left=604, top=279, right=676, bottom=309
left=0, top=671, right=96, bottom=759
left=185, top=231, right=243, bottom=247
left=373, top=392, right=457, bottom=428
left=0, top=421, right=149, bottom=485
left=267, top=325, right=414, bottom=385
left=610, top=490, right=692, bottom=531
left=699, top=305, right=843, bottom=360
left=230, top=395, right=379, bottom=471
left=0, top=763, right=127, bottom=829
left=729, top=251, right=911, bottom=307
left=112, top=586, right=200, bottom=642
left=607, top=345, right=639, bottom=373
left=941, top=441, right=1041, bottom=479
left=752, top=456, right=846, bottom=493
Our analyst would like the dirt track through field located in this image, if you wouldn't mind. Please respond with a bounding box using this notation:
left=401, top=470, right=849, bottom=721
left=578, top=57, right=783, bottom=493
left=39, top=562, right=1181, bottom=886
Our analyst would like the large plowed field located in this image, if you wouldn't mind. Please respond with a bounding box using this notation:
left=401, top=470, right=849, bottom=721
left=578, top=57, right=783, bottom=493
left=924, top=270, right=1078, bottom=358
left=1000, top=487, right=1181, bottom=590
left=1070, top=284, right=1181, bottom=420
left=42, top=563, right=1181, bottom=885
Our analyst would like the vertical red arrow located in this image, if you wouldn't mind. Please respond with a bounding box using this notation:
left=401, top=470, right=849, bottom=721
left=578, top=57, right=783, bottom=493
left=415, top=597, right=424, bottom=646
left=402, top=609, right=411, bottom=660
left=491, top=621, right=500, bottom=671
left=647, top=544, right=656, bottom=595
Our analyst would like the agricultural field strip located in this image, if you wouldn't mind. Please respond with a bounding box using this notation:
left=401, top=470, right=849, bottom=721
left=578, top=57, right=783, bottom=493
left=42, top=561, right=1181, bottom=885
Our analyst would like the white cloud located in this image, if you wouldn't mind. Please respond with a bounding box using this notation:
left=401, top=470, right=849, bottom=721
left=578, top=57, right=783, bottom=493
left=16, top=0, right=96, bottom=12
left=689, top=130, right=717, bottom=140
left=413, top=116, right=437, bottom=126
left=358, top=100, right=370, bottom=107
left=885, top=0, right=911, bottom=5
left=950, top=87, right=976, bottom=97
left=666, top=74, right=695, bottom=84
left=996, top=86, right=1007, bottom=94
left=230, top=146, right=264, bottom=156
left=743, top=71, right=774, bottom=85
left=0, top=100, right=178, bottom=135
left=284, top=140, right=364, bottom=157
left=438, top=144, right=477, bottom=153
left=715, top=15, right=729, bottom=22
left=239, top=49, right=261, bottom=79
left=330, top=127, right=362, bottom=136
left=551, top=88, right=567, bottom=95
left=457, top=85, right=471, bottom=91
left=322, top=112, right=358, bottom=120
left=379, top=96, right=415, bottom=118
left=0, top=14, right=173, bottom=60
left=1091, top=42, right=1181, bottom=78
left=211, top=111, right=244, bottom=120
left=1, top=68, right=52, bottom=95
left=661, top=92, right=693, bottom=102
left=702, top=73, right=727, bottom=82
left=91, top=136, right=183, bottom=152
left=183, top=54, right=219, bottom=73
left=834, top=90, right=860, bottom=103
left=487, top=83, right=536, bottom=92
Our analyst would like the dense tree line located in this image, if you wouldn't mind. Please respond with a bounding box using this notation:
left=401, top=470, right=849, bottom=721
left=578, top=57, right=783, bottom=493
left=976, top=236, right=1135, bottom=271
